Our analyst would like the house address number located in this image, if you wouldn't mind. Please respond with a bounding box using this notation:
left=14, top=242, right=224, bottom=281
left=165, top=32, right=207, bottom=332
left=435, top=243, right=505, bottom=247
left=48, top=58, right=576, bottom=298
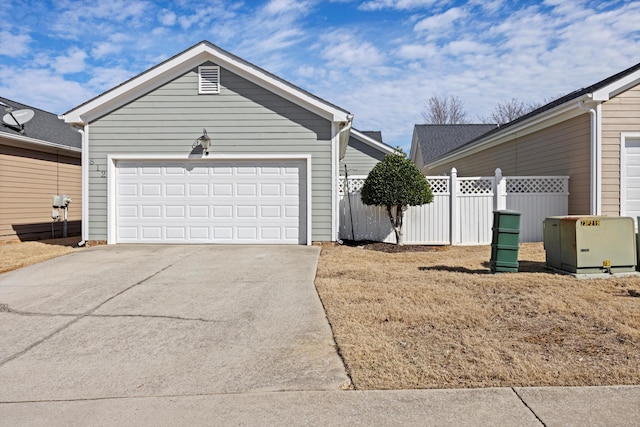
left=580, top=219, right=600, bottom=226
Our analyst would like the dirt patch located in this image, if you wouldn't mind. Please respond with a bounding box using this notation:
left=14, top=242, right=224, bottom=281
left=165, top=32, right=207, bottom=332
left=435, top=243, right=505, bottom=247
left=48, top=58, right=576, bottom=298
left=0, top=237, right=82, bottom=274
left=315, top=243, right=640, bottom=389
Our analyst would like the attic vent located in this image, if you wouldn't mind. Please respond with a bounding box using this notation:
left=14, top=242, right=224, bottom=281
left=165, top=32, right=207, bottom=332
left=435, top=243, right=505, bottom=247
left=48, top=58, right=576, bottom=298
left=198, top=65, right=220, bottom=94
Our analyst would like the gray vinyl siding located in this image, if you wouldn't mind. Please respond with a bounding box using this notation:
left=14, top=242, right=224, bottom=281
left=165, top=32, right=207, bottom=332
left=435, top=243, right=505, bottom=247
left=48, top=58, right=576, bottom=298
left=87, top=63, right=334, bottom=241
left=601, top=83, right=640, bottom=216
left=339, top=136, right=387, bottom=176
left=428, top=113, right=591, bottom=215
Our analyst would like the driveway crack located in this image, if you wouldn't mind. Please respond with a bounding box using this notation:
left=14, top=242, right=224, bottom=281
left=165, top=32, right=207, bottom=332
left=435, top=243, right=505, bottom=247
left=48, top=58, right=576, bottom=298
left=511, top=387, right=547, bottom=426
left=0, top=251, right=199, bottom=368
left=0, top=306, right=225, bottom=323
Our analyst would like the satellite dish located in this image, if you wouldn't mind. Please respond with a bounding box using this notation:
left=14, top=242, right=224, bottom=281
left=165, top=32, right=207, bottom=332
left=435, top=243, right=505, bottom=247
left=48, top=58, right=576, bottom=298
left=3, top=109, right=34, bottom=126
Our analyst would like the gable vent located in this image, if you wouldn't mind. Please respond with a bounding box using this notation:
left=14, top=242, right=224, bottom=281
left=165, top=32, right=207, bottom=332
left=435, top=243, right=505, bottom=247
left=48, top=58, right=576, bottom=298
left=198, top=65, right=220, bottom=94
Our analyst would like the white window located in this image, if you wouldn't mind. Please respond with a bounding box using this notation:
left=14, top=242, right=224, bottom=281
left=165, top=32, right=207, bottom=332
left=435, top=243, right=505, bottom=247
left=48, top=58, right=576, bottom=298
left=198, top=65, right=220, bottom=94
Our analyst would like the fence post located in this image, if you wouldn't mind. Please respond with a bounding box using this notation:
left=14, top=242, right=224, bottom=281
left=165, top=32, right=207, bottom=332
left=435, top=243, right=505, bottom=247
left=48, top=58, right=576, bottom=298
left=450, top=168, right=458, bottom=245
left=494, top=168, right=507, bottom=211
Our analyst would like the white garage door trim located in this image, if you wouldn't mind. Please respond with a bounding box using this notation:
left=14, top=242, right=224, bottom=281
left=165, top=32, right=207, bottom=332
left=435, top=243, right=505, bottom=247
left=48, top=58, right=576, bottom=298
left=620, top=132, right=640, bottom=226
left=107, top=154, right=312, bottom=245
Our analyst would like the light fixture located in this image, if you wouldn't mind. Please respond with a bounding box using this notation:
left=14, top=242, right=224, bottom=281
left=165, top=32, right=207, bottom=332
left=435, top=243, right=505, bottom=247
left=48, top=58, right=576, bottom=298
left=194, top=129, right=212, bottom=155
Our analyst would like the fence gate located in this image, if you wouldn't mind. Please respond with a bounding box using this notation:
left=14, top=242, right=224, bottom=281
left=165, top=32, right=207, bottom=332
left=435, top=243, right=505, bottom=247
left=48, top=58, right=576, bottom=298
left=339, top=168, right=569, bottom=245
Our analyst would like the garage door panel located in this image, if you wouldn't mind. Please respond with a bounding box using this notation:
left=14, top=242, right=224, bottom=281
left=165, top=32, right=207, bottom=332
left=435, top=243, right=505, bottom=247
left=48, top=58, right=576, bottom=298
left=116, top=160, right=306, bottom=244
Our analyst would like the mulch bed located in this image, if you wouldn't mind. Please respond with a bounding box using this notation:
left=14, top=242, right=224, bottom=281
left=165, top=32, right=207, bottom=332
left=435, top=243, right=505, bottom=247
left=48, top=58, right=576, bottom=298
left=340, top=240, right=448, bottom=253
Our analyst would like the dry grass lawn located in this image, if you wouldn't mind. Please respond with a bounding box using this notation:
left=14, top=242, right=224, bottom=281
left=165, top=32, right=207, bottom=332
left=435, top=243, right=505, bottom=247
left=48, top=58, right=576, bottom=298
left=0, top=237, right=81, bottom=274
left=315, top=243, right=640, bottom=390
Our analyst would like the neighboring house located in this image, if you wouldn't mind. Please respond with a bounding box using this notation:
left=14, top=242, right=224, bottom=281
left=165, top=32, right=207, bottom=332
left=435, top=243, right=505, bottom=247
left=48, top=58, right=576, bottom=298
left=61, top=40, right=356, bottom=245
left=340, top=129, right=395, bottom=176
left=423, top=61, right=640, bottom=218
left=0, top=97, right=81, bottom=242
left=409, top=124, right=497, bottom=171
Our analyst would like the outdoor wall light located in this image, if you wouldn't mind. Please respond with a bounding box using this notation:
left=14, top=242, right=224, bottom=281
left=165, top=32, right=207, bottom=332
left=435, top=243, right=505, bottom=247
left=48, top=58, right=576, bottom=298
left=194, top=129, right=212, bottom=155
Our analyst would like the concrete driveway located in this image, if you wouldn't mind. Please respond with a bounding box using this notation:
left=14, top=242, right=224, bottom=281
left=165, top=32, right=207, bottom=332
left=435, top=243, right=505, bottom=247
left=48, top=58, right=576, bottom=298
left=0, top=245, right=349, bottom=402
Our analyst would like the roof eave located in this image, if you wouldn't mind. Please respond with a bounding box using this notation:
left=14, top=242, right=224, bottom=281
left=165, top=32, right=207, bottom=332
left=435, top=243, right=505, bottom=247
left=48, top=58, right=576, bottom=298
left=426, top=94, right=593, bottom=169
left=350, top=129, right=396, bottom=155
left=1, top=131, right=81, bottom=155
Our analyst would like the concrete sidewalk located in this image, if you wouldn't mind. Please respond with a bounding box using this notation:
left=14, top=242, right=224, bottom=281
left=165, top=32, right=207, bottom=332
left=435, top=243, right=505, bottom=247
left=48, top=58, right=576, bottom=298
left=0, top=386, right=638, bottom=426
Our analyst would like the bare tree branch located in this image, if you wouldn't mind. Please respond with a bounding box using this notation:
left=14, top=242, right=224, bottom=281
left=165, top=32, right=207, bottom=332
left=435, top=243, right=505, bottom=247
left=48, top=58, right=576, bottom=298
left=422, top=95, right=469, bottom=124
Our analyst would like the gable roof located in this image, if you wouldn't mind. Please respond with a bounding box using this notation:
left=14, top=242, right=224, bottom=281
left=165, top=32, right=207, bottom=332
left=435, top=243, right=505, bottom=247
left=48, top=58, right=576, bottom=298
left=62, top=40, right=352, bottom=125
left=360, top=130, right=383, bottom=143
left=0, top=96, right=81, bottom=153
left=428, top=60, right=640, bottom=166
left=413, top=124, right=497, bottom=164
left=350, top=129, right=396, bottom=155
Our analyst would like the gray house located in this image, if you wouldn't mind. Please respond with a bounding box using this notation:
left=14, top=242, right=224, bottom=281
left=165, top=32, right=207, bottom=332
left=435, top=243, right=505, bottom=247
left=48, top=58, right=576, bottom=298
left=62, top=41, right=391, bottom=245
left=409, top=124, right=497, bottom=173
left=341, top=129, right=395, bottom=176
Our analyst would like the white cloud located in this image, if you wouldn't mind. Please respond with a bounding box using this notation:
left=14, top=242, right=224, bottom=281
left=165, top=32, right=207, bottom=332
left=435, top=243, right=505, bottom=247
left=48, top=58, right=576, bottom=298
left=397, top=43, right=438, bottom=59
left=52, top=47, right=87, bottom=74
left=414, top=7, right=467, bottom=35
left=92, top=42, right=123, bottom=59
left=0, top=67, right=92, bottom=114
left=319, top=32, right=386, bottom=70
left=263, top=0, right=313, bottom=15
left=0, top=32, right=31, bottom=57
left=359, top=0, right=440, bottom=11
left=159, top=9, right=177, bottom=26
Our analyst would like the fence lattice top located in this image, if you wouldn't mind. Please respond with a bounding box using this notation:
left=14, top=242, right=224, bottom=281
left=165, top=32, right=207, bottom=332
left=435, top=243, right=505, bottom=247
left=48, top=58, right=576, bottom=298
left=505, top=177, right=568, bottom=194
left=459, top=178, right=493, bottom=195
left=339, top=175, right=568, bottom=195
left=339, top=177, right=450, bottom=195
left=339, top=177, right=366, bottom=194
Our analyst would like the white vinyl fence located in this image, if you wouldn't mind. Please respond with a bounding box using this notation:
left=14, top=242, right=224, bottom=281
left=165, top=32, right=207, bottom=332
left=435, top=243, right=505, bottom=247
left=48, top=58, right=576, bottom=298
left=339, top=168, right=569, bottom=245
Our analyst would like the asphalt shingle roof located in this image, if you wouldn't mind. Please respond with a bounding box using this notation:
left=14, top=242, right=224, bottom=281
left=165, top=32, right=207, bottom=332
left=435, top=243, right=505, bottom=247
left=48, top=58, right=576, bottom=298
left=432, top=60, right=640, bottom=162
left=360, top=130, right=383, bottom=143
left=415, top=124, right=498, bottom=163
left=1, top=96, right=81, bottom=150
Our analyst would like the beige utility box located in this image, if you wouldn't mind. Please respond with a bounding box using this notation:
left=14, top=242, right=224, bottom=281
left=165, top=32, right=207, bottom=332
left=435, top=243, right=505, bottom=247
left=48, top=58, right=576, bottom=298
left=543, top=216, right=636, bottom=274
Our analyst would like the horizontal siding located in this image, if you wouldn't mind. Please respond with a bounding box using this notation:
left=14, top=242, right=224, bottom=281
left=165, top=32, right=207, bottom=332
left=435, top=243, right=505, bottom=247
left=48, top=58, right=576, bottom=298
left=601, top=83, right=640, bottom=216
left=88, top=64, right=334, bottom=241
left=429, top=114, right=591, bottom=214
left=339, top=137, right=386, bottom=176
left=0, top=143, right=81, bottom=241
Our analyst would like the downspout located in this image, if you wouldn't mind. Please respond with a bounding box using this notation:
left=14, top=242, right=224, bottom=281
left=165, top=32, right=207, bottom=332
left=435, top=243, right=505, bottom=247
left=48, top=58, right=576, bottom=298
left=76, top=126, right=89, bottom=246
left=333, top=114, right=353, bottom=242
left=579, top=98, right=602, bottom=215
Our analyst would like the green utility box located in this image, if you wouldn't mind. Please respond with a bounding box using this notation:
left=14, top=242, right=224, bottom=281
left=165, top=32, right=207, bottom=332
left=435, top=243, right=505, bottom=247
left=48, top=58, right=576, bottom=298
left=491, top=210, right=521, bottom=273
left=543, top=216, right=636, bottom=274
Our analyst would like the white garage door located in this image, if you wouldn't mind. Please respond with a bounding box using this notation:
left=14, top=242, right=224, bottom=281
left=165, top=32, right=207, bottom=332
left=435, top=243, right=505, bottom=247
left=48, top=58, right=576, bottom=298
left=115, top=159, right=306, bottom=244
left=622, top=138, right=640, bottom=226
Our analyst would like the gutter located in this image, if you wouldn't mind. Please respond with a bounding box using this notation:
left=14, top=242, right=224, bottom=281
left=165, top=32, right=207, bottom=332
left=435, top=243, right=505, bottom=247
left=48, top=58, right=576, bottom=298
left=0, top=130, right=81, bottom=154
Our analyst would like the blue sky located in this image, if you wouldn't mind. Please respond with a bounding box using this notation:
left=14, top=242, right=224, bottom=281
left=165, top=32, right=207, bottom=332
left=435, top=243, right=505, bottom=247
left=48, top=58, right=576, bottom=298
left=1, top=0, right=639, bottom=150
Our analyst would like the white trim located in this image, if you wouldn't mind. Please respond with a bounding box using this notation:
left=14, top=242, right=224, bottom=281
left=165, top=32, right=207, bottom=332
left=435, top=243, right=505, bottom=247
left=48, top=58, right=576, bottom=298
left=331, top=122, right=338, bottom=241
left=0, top=131, right=81, bottom=155
left=63, top=42, right=350, bottom=125
left=350, top=129, right=396, bottom=155
left=620, top=132, right=640, bottom=218
left=592, top=69, right=640, bottom=100
left=107, top=153, right=313, bottom=245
